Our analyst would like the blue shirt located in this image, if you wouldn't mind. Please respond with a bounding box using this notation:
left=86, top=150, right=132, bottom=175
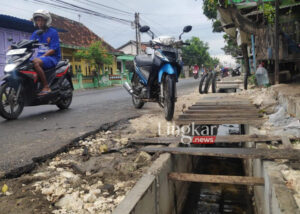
left=30, top=27, right=61, bottom=63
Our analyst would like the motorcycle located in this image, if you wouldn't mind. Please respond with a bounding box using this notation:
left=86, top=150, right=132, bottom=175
left=123, top=25, right=192, bottom=121
left=0, top=38, right=73, bottom=120
left=221, top=67, right=229, bottom=78
left=231, top=66, right=241, bottom=76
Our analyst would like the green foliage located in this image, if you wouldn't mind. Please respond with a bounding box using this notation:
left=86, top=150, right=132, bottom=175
left=202, top=0, right=218, bottom=20
left=221, top=34, right=241, bottom=57
left=259, top=3, right=275, bottom=24
left=74, top=41, right=113, bottom=73
left=248, top=74, right=256, bottom=86
left=182, top=37, right=219, bottom=68
left=212, top=20, right=224, bottom=33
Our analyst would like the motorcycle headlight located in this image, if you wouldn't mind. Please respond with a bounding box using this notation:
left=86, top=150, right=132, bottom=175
left=4, top=53, right=31, bottom=72
left=4, top=64, right=17, bottom=72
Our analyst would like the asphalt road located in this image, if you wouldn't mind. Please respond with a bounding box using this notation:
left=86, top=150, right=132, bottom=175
left=0, top=78, right=198, bottom=174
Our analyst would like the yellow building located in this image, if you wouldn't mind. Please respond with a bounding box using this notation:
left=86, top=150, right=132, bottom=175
left=51, top=13, right=119, bottom=77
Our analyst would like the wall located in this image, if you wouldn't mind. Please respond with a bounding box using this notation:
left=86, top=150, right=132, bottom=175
left=61, top=47, right=118, bottom=77
left=113, top=145, right=196, bottom=214
left=0, top=27, right=31, bottom=76
left=119, top=43, right=137, bottom=55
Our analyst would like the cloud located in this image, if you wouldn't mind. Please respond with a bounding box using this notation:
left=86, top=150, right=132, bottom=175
left=213, top=54, right=237, bottom=67
left=1, top=0, right=226, bottom=56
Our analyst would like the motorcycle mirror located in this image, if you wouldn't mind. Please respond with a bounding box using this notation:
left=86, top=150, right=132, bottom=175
left=7, top=37, right=13, bottom=42
left=139, top=25, right=150, bottom=33
left=179, top=25, right=192, bottom=40
left=183, top=25, right=192, bottom=33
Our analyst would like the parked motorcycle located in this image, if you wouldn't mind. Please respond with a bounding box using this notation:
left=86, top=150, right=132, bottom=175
left=0, top=39, right=73, bottom=120
left=123, top=25, right=192, bottom=121
left=221, top=67, right=229, bottom=78
left=231, top=66, right=241, bottom=76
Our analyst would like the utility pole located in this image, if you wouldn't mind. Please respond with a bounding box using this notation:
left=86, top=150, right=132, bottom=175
left=274, top=0, right=279, bottom=84
left=134, top=12, right=141, bottom=55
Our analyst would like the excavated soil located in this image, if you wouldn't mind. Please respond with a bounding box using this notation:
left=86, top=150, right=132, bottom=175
left=0, top=88, right=200, bottom=214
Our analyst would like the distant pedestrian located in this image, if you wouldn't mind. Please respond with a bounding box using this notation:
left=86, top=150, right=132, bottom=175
left=255, top=62, right=269, bottom=87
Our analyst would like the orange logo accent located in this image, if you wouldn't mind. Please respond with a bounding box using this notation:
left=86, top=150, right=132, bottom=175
left=47, top=37, right=51, bottom=43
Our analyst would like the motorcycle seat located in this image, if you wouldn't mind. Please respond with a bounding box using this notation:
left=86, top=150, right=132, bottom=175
left=135, top=55, right=153, bottom=67
left=55, top=60, right=69, bottom=69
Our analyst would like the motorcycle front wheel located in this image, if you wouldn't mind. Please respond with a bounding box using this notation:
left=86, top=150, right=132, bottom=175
left=0, top=83, right=24, bottom=120
left=163, top=75, right=175, bottom=121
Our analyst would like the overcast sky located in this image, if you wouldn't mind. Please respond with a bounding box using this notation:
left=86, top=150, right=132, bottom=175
left=0, top=0, right=236, bottom=66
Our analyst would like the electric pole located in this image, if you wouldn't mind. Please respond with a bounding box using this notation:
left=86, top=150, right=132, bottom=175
left=275, top=0, right=279, bottom=84
left=135, top=12, right=141, bottom=55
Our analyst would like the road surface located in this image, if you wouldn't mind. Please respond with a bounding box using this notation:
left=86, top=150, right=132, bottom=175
left=0, top=78, right=198, bottom=175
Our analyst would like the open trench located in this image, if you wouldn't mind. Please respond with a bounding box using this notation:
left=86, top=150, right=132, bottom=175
left=181, top=124, right=254, bottom=214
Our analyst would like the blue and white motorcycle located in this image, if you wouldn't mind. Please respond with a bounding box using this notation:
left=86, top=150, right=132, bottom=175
left=123, top=25, right=192, bottom=121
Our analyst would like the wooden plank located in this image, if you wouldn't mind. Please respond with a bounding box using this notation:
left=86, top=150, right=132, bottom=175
left=189, top=106, right=257, bottom=110
left=141, top=147, right=300, bottom=160
left=130, top=135, right=286, bottom=145
left=217, top=85, right=240, bottom=89
left=176, top=119, right=263, bottom=126
left=179, top=115, right=261, bottom=120
left=281, top=136, right=293, bottom=149
left=184, top=110, right=260, bottom=114
left=217, top=81, right=243, bottom=84
left=194, top=102, right=251, bottom=106
left=168, top=173, right=264, bottom=186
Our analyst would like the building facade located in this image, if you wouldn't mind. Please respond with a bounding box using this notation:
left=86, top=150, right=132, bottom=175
left=0, top=15, right=34, bottom=76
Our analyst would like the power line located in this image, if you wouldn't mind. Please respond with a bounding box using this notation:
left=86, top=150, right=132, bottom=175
left=73, top=0, right=132, bottom=17
left=51, top=0, right=132, bottom=24
left=84, top=0, right=133, bottom=15
left=113, top=0, right=136, bottom=13
left=30, top=0, right=133, bottom=25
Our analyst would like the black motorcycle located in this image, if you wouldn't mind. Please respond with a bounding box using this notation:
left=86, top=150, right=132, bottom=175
left=0, top=39, right=73, bottom=120
left=123, top=25, right=192, bottom=121
left=232, top=66, right=241, bottom=76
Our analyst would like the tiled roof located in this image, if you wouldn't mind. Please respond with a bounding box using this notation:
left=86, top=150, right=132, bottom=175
left=50, top=13, right=115, bottom=52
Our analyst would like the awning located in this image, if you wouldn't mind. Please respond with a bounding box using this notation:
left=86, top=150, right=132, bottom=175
left=117, top=55, right=135, bottom=61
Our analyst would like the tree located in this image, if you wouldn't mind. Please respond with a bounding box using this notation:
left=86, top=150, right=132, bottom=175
left=221, top=34, right=241, bottom=57
left=182, top=37, right=219, bottom=68
left=74, top=41, right=113, bottom=75
left=203, top=0, right=224, bottom=33
left=202, top=0, right=241, bottom=58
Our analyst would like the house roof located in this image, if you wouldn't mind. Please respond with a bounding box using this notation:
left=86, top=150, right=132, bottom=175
left=0, top=14, right=65, bottom=33
left=50, top=13, right=115, bottom=52
left=117, top=40, right=149, bottom=50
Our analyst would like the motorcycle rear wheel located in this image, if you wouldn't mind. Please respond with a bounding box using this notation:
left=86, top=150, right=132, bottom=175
left=131, top=73, right=144, bottom=109
left=0, top=83, right=24, bottom=120
left=56, top=79, right=73, bottom=110
left=163, top=75, right=175, bottom=121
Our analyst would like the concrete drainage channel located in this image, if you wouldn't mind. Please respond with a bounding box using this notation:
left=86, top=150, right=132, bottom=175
left=113, top=125, right=254, bottom=214
left=113, top=94, right=300, bottom=214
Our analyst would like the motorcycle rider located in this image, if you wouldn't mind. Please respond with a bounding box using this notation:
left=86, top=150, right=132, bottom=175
left=30, top=10, right=61, bottom=96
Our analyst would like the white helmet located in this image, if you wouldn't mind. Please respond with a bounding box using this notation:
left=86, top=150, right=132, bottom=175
left=33, top=9, right=52, bottom=27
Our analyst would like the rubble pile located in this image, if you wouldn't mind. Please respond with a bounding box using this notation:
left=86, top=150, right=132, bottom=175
left=237, top=85, right=300, bottom=208
left=0, top=121, right=154, bottom=214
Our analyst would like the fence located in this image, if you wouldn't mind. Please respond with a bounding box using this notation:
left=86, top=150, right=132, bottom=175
left=72, top=72, right=131, bottom=90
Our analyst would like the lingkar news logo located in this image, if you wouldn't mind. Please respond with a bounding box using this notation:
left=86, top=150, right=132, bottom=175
left=158, top=122, right=217, bottom=145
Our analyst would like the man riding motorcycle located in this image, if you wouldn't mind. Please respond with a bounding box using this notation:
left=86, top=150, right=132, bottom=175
left=30, top=9, right=61, bottom=96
